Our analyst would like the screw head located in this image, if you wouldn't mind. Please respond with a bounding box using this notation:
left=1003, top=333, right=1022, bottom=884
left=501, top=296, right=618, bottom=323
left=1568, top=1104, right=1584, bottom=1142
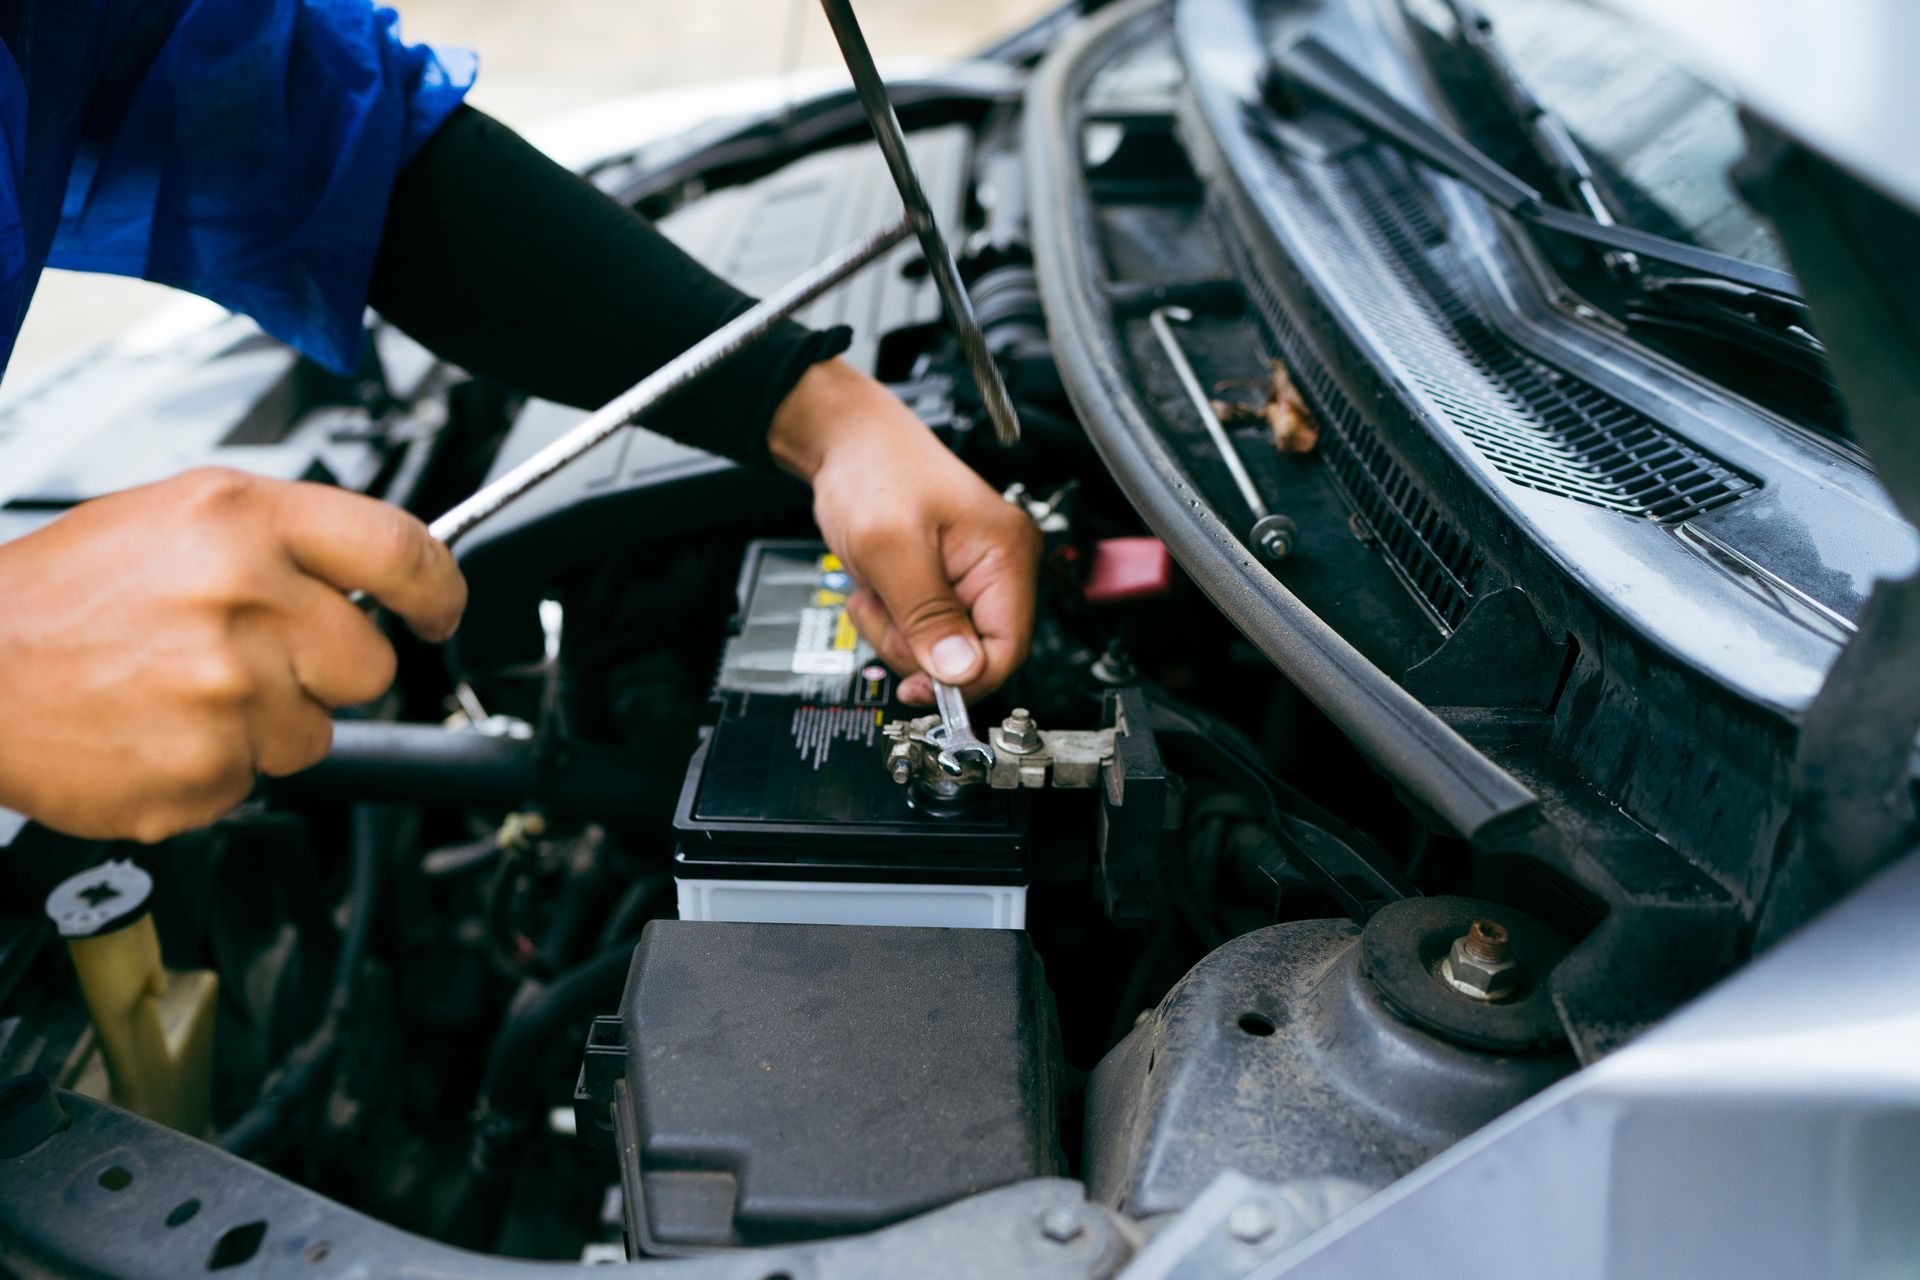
left=889, top=755, right=913, bottom=784
left=1040, top=1206, right=1084, bottom=1243
left=1227, top=1199, right=1277, bottom=1244
left=1090, top=644, right=1138, bottom=685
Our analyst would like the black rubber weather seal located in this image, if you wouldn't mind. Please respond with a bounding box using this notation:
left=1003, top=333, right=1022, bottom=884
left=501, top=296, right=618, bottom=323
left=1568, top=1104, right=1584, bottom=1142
left=1022, top=0, right=1537, bottom=842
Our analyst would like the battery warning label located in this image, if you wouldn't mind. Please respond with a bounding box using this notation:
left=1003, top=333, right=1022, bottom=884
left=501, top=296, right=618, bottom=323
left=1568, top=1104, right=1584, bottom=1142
left=791, top=604, right=860, bottom=674
left=718, top=544, right=883, bottom=701
left=790, top=552, right=864, bottom=676
left=790, top=703, right=886, bottom=770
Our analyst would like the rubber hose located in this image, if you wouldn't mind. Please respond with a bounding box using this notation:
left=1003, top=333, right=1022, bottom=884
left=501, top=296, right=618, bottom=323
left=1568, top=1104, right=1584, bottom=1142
left=218, top=804, right=385, bottom=1155
left=436, top=942, right=638, bottom=1247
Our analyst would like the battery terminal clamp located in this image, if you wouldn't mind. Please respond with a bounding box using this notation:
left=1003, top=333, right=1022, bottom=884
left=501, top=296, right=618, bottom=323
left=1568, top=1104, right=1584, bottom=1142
left=885, top=706, right=1117, bottom=792
left=883, top=688, right=1169, bottom=927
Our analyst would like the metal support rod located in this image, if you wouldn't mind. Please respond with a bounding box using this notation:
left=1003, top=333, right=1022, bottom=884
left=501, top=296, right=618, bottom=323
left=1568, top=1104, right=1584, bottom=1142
left=1147, top=306, right=1269, bottom=520
left=817, top=0, right=1023, bottom=447
left=428, top=217, right=912, bottom=547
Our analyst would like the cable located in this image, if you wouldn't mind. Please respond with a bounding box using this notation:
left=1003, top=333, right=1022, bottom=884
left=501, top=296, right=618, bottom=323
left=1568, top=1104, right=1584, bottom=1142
left=436, top=942, right=639, bottom=1247
left=596, top=874, right=672, bottom=951
left=1140, top=685, right=1417, bottom=919
left=219, top=804, right=385, bottom=1156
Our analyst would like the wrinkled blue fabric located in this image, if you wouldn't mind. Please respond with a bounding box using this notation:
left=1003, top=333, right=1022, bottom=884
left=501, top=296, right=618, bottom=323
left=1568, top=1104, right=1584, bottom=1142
left=0, top=1, right=475, bottom=376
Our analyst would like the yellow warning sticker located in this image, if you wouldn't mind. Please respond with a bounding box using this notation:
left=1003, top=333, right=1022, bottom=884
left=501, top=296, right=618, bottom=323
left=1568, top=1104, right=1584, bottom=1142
left=832, top=608, right=860, bottom=651
left=820, top=553, right=844, bottom=572
left=814, top=588, right=847, bottom=607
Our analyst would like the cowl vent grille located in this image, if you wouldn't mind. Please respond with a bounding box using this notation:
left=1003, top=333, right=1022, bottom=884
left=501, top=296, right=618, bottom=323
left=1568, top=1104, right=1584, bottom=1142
left=1246, top=134, right=1757, bottom=525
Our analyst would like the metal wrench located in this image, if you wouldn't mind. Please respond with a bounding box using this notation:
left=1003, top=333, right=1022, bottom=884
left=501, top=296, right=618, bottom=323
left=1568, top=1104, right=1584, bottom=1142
left=818, top=0, right=1022, bottom=448
left=427, top=218, right=911, bottom=548
left=928, top=680, right=996, bottom=776
left=347, top=220, right=908, bottom=616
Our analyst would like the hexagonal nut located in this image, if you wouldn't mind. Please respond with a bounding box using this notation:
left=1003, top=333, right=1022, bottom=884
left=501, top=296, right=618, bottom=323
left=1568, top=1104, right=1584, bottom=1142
left=995, top=710, right=1043, bottom=754
left=1442, top=938, right=1518, bottom=1000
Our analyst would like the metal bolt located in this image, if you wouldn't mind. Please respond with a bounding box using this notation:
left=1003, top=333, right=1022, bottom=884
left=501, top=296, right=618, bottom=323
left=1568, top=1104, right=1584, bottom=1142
left=1226, top=1199, right=1276, bottom=1245
left=1251, top=513, right=1298, bottom=563
left=998, top=707, right=1043, bottom=754
left=1090, top=641, right=1138, bottom=685
left=1441, top=918, right=1520, bottom=1001
left=890, top=755, right=913, bottom=784
left=1040, top=1206, right=1084, bottom=1243
left=1461, top=919, right=1510, bottom=964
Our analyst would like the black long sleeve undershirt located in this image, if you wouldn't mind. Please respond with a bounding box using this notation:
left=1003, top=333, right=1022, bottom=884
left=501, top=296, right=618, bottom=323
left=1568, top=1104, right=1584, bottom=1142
left=367, top=106, right=850, bottom=469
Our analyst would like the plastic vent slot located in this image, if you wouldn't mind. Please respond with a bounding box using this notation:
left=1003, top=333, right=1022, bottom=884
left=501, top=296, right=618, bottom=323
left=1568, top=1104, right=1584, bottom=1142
left=1218, top=202, right=1484, bottom=632
left=1344, top=151, right=1757, bottom=521
left=1237, top=127, right=1760, bottom=519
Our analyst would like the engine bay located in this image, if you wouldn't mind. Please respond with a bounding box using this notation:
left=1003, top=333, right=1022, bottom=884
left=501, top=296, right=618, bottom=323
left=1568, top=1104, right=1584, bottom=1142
left=2, top=0, right=1915, bottom=1273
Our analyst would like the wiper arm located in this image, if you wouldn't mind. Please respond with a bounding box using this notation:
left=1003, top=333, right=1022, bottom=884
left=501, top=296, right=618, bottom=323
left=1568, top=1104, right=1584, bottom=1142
left=1264, top=36, right=1800, bottom=298
left=1438, top=0, right=1630, bottom=267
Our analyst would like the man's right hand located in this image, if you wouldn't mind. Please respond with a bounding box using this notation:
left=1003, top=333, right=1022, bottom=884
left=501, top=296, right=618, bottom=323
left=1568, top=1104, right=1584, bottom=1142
left=0, top=468, right=465, bottom=843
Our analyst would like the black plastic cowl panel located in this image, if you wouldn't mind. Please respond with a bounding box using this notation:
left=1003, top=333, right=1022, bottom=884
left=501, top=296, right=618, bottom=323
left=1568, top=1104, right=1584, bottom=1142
left=1022, top=0, right=1538, bottom=842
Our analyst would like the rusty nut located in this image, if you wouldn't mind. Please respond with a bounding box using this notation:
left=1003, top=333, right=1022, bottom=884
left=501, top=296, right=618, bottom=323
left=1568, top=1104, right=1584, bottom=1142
left=1440, top=920, right=1519, bottom=1001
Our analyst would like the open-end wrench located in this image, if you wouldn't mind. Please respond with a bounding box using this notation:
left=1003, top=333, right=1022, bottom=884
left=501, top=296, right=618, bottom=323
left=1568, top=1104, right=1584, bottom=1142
left=928, top=680, right=996, bottom=776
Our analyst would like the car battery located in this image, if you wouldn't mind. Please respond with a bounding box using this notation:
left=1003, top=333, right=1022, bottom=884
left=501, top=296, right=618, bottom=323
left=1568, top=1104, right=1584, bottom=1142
left=672, top=541, right=1029, bottom=928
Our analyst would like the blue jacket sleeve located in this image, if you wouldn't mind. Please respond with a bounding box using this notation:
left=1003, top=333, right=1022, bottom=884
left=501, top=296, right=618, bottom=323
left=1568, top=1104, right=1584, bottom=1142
left=48, top=1, right=476, bottom=374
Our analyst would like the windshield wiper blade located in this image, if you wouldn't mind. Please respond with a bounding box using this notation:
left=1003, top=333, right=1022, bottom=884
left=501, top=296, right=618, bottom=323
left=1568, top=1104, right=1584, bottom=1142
left=1265, top=36, right=1800, bottom=298
left=1625, top=276, right=1829, bottom=379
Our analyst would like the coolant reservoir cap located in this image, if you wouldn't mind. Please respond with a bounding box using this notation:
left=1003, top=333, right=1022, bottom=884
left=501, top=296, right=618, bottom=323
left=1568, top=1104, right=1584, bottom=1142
left=45, top=859, right=153, bottom=939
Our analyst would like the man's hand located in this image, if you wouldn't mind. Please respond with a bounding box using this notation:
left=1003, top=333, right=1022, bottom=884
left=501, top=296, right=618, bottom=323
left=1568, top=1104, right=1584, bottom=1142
left=770, top=359, right=1041, bottom=706
left=0, top=468, right=465, bottom=842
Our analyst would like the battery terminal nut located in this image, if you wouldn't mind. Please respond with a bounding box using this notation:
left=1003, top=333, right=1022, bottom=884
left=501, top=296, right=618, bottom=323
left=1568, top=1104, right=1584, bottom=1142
left=996, top=709, right=1043, bottom=755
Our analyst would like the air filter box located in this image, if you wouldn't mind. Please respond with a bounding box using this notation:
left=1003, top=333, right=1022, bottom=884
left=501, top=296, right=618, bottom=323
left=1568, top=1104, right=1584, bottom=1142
left=578, top=920, right=1063, bottom=1253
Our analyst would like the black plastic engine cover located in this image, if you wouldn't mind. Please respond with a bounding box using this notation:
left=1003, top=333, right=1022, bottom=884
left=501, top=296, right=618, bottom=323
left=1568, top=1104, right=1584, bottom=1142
left=603, top=920, right=1061, bottom=1254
